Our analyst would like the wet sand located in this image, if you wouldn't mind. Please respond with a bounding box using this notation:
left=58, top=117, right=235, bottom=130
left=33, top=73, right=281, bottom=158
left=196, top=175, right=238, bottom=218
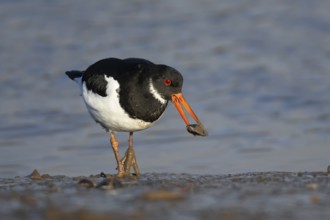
left=1, top=170, right=330, bottom=219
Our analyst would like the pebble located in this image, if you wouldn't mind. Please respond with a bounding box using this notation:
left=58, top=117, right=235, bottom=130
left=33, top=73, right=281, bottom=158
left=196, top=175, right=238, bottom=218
left=139, top=190, right=185, bottom=201
left=306, top=183, right=318, bottom=190
left=27, top=169, right=43, bottom=180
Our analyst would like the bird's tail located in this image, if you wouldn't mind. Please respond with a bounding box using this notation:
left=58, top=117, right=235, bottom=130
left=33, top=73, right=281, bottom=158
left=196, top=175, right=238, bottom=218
left=65, top=70, right=84, bottom=85
left=65, top=70, right=83, bottom=80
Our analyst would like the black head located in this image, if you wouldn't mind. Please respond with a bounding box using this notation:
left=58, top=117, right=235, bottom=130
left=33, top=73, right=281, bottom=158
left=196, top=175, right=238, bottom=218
left=150, top=65, right=183, bottom=100
left=150, top=63, right=208, bottom=137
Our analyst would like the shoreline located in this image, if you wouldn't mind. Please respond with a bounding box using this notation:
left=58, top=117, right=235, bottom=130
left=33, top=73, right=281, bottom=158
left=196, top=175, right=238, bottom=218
left=1, top=170, right=329, bottom=219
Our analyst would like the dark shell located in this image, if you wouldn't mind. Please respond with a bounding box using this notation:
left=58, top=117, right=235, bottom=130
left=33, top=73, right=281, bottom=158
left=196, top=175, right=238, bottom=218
left=186, top=124, right=208, bottom=136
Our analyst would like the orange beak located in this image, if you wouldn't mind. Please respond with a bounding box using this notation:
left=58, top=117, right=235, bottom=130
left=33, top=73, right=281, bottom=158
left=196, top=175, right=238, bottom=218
left=171, top=93, right=208, bottom=136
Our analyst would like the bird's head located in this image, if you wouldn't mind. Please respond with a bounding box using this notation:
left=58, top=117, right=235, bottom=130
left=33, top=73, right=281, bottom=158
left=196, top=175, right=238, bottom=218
left=150, top=65, right=208, bottom=137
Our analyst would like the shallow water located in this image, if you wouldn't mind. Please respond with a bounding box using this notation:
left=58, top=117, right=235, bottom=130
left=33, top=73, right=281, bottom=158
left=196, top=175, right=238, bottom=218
left=0, top=0, right=330, bottom=177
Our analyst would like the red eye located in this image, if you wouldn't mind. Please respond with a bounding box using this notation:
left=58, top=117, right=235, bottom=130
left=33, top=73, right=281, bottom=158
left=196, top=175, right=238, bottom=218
left=164, top=79, right=172, bottom=86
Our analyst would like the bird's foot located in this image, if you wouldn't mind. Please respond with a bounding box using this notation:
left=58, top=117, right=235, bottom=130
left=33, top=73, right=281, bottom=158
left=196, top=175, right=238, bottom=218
left=119, top=146, right=140, bottom=177
left=115, top=168, right=139, bottom=178
left=111, top=132, right=140, bottom=178
left=115, top=169, right=126, bottom=178
left=114, top=155, right=139, bottom=178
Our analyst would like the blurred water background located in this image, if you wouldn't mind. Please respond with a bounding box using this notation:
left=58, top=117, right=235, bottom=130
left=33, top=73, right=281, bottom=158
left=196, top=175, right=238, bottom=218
left=0, top=0, right=329, bottom=178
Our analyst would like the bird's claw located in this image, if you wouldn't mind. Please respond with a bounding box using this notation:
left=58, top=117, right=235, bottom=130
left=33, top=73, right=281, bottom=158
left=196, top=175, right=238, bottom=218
left=114, top=147, right=140, bottom=177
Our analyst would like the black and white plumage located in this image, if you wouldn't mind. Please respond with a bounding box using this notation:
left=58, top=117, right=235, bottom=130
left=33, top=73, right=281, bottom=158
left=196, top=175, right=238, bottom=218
left=66, top=57, right=207, bottom=177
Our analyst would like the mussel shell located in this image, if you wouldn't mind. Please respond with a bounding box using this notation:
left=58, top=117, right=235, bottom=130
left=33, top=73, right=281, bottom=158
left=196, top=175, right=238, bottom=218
left=186, top=124, right=208, bottom=136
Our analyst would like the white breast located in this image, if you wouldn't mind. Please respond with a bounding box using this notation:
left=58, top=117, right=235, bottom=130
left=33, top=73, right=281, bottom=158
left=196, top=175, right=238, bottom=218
left=81, top=75, right=156, bottom=132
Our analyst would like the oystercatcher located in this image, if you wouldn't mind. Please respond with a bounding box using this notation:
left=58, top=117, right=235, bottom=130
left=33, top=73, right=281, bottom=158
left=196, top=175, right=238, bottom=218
left=66, top=58, right=207, bottom=177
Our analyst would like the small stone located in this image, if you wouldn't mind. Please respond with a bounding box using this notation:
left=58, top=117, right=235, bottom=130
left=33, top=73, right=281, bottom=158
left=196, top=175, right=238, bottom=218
left=27, top=169, right=43, bottom=180
left=20, top=195, right=37, bottom=206
left=310, top=194, right=320, bottom=204
left=306, top=183, right=318, bottom=190
left=78, top=179, right=95, bottom=188
left=257, top=175, right=266, bottom=183
left=41, top=174, right=51, bottom=179
left=231, top=176, right=241, bottom=182
left=96, top=177, right=123, bottom=189
left=140, top=190, right=185, bottom=201
left=100, top=172, right=107, bottom=178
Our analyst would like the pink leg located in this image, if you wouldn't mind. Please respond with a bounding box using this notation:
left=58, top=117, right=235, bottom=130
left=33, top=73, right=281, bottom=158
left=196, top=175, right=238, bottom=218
left=110, top=131, right=124, bottom=177
left=122, top=132, right=140, bottom=176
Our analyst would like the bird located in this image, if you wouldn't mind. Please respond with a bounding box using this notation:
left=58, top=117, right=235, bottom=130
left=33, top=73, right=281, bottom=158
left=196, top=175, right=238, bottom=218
left=66, top=57, right=207, bottom=177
